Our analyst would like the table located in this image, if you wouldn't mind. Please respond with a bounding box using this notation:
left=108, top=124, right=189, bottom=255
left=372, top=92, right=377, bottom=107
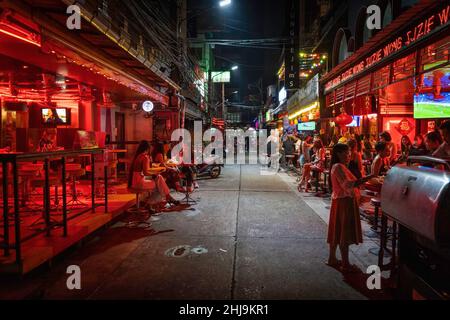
left=147, top=167, right=166, bottom=176
left=105, top=149, right=128, bottom=154
left=0, top=148, right=105, bottom=266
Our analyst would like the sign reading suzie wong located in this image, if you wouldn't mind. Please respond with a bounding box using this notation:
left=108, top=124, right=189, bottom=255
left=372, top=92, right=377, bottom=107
left=325, top=4, right=450, bottom=93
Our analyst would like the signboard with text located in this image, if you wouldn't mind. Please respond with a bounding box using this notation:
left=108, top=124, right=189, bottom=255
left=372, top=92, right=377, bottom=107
left=212, top=71, right=230, bottom=83
left=325, top=4, right=450, bottom=93
left=284, top=0, right=299, bottom=90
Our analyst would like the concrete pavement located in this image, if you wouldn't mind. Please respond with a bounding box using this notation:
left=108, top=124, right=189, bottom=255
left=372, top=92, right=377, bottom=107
left=0, top=164, right=389, bottom=300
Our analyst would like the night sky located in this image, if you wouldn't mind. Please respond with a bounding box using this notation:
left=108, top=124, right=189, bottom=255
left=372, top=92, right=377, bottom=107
left=189, top=0, right=288, bottom=102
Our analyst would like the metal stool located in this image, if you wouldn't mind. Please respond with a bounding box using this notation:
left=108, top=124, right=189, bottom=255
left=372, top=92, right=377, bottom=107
left=378, top=213, right=398, bottom=272
left=126, top=188, right=151, bottom=228
left=370, top=198, right=381, bottom=232
left=29, top=175, right=61, bottom=230
left=66, top=164, right=87, bottom=208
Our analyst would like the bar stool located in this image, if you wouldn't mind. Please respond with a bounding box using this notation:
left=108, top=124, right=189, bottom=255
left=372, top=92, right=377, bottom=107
left=370, top=197, right=381, bottom=232
left=66, top=163, right=87, bottom=208
left=378, top=213, right=398, bottom=273
left=126, top=187, right=151, bottom=228
left=107, top=160, right=119, bottom=190
left=18, top=163, right=43, bottom=210
left=29, top=175, right=61, bottom=229
left=179, top=165, right=197, bottom=204
left=85, top=163, right=112, bottom=198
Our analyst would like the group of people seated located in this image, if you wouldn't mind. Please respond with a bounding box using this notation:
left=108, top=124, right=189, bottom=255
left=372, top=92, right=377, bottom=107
left=281, top=120, right=450, bottom=194
left=127, top=139, right=198, bottom=211
left=325, top=121, right=450, bottom=272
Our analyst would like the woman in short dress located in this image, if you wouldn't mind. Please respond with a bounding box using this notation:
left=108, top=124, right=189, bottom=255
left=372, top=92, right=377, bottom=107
left=327, top=143, right=374, bottom=273
left=298, top=139, right=325, bottom=192
left=128, top=140, right=179, bottom=206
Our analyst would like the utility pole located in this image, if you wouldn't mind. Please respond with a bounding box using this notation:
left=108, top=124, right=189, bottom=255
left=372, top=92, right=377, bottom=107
left=177, top=0, right=188, bottom=129
left=222, top=81, right=226, bottom=130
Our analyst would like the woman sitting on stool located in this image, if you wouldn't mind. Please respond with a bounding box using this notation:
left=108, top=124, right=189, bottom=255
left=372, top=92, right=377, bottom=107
left=298, top=139, right=326, bottom=192
left=128, top=140, right=179, bottom=207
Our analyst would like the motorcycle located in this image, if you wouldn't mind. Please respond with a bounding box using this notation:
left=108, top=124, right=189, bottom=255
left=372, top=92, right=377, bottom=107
left=195, top=155, right=223, bottom=179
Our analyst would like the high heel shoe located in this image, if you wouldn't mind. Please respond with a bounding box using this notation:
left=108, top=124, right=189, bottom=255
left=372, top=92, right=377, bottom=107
left=167, top=197, right=180, bottom=206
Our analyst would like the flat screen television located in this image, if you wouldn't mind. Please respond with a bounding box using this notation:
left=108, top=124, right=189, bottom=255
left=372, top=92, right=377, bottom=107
left=414, top=92, right=450, bottom=119
left=347, top=116, right=361, bottom=127
left=298, top=121, right=316, bottom=131
left=41, top=108, right=70, bottom=125
left=414, top=67, right=450, bottom=119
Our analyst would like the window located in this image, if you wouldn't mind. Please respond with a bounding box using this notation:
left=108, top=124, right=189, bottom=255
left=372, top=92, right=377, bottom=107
left=338, top=35, right=349, bottom=64
left=355, top=7, right=372, bottom=50
left=401, top=0, right=419, bottom=10
left=383, top=2, right=393, bottom=27
left=333, top=29, right=352, bottom=67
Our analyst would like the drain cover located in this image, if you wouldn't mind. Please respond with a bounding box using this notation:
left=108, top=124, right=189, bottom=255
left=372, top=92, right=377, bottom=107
left=165, top=245, right=191, bottom=258
left=191, top=246, right=208, bottom=255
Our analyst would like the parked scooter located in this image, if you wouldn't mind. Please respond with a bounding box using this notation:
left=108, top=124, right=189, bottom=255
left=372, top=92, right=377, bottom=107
left=195, top=155, right=223, bottom=179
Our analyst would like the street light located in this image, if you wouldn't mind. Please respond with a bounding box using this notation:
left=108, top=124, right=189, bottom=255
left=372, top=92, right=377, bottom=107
left=210, top=67, right=238, bottom=129
left=219, top=0, right=232, bottom=7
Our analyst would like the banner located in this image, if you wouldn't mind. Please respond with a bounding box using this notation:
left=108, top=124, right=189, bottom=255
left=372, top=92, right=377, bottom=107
left=285, top=0, right=300, bottom=90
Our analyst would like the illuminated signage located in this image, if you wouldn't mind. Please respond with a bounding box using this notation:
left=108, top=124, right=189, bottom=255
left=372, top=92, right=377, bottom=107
left=142, top=100, right=154, bottom=112
left=284, top=0, right=300, bottom=90
left=298, top=122, right=316, bottom=131
left=288, top=102, right=319, bottom=120
left=212, top=71, right=230, bottom=83
left=194, top=79, right=205, bottom=97
left=278, top=87, right=287, bottom=103
left=325, top=4, right=450, bottom=92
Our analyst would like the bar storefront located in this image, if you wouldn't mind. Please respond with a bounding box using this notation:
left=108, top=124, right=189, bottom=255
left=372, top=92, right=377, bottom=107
left=0, top=2, right=179, bottom=274
left=321, top=2, right=450, bottom=148
left=287, top=75, right=320, bottom=134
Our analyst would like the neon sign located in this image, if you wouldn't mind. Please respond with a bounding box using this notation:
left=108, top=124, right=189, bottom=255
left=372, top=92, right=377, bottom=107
left=0, top=9, right=41, bottom=47
left=325, top=4, right=450, bottom=92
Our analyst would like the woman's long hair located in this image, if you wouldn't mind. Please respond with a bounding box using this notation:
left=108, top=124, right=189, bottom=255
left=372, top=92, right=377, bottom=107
left=328, top=143, right=350, bottom=193
left=313, top=139, right=324, bottom=150
left=128, top=140, right=150, bottom=188
left=355, top=135, right=363, bottom=153
left=151, top=142, right=164, bottom=160
left=401, top=135, right=412, bottom=154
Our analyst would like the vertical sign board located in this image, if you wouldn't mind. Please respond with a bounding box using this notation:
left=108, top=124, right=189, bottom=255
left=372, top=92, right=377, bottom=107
left=285, top=0, right=300, bottom=90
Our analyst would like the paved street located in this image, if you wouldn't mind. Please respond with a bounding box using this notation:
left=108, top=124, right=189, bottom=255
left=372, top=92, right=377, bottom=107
left=0, top=165, right=391, bottom=300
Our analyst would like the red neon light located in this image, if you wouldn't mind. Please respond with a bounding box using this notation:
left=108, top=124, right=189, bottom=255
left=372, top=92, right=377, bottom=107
left=325, top=4, right=450, bottom=92
left=0, top=10, right=41, bottom=47
left=0, top=28, right=41, bottom=47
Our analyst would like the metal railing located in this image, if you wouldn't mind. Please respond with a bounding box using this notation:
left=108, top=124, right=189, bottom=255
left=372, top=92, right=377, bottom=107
left=0, top=148, right=108, bottom=269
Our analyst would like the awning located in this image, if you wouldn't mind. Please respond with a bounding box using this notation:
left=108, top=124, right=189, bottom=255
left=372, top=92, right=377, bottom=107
left=0, top=0, right=177, bottom=105
left=321, top=1, right=448, bottom=87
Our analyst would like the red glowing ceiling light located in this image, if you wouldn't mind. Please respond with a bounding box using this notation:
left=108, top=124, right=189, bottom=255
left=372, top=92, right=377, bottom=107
left=0, top=9, right=41, bottom=47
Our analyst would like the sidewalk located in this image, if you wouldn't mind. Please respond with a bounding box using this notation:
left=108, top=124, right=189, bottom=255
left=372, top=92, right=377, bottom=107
left=277, top=169, right=393, bottom=280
